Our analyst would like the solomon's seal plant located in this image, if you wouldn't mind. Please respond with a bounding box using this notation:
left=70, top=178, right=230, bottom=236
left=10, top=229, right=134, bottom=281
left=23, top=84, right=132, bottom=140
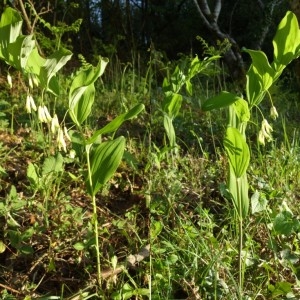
left=202, top=10, right=300, bottom=299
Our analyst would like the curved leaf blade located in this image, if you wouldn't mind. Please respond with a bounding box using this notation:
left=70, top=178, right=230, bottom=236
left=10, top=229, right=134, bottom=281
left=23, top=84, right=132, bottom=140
left=202, top=91, right=241, bottom=111
left=88, top=136, right=125, bottom=196
left=69, top=57, right=108, bottom=126
left=224, top=127, right=250, bottom=178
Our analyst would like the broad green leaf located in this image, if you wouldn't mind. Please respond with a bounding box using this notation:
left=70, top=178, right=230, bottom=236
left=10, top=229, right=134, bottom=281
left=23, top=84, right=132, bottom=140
left=273, top=11, right=300, bottom=68
left=188, top=55, right=220, bottom=79
left=202, top=91, right=241, bottom=111
left=25, top=46, right=46, bottom=77
left=27, top=163, right=39, bottom=187
left=162, top=92, right=183, bottom=118
left=88, top=136, right=125, bottom=196
left=224, top=127, right=250, bottom=178
left=228, top=170, right=249, bottom=218
left=273, top=211, right=300, bottom=236
left=233, top=98, right=250, bottom=123
left=69, top=57, right=108, bottom=126
left=70, top=83, right=95, bottom=126
left=42, top=153, right=64, bottom=176
left=87, top=104, right=144, bottom=144
left=251, top=190, right=268, bottom=214
left=40, top=47, right=72, bottom=93
left=170, top=66, right=186, bottom=93
left=246, top=66, right=265, bottom=107
left=163, top=115, right=176, bottom=147
left=243, top=49, right=274, bottom=91
left=7, top=35, right=35, bottom=70
left=268, top=281, right=292, bottom=297
left=0, top=7, right=22, bottom=60
left=185, top=79, right=193, bottom=95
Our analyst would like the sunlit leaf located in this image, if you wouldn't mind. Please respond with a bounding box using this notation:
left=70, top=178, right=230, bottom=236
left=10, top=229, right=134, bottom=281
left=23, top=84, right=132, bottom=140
left=39, top=47, right=72, bottom=94
left=7, top=34, right=35, bottom=69
left=27, top=163, right=39, bottom=187
left=87, top=136, right=125, bottom=196
left=0, top=7, right=22, bottom=60
left=273, top=11, right=300, bottom=68
left=243, top=49, right=275, bottom=91
left=73, top=242, right=85, bottom=251
left=224, top=127, right=250, bottom=178
left=163, top=115, right=176, bottom=147
left=69, top=56, right=108, bottom=126
left=42, top=153, right=64, bottom=176
left=233, top=98, right=250, bottom=123
left=0, top=240, right=5, bottom=253
left=162, top=92, right=182, bottom=118
left=251, top=190, right=268, bottom=214
left=202, top=91, right=241, bottom=111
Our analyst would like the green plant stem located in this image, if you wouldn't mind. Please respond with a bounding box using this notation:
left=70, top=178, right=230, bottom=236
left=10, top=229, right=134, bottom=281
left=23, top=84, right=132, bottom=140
left=92, top=193, right=101, bottom=285
left=237, top=177, right=243, bottom=300
left=86, top=145, right=102, bottom=285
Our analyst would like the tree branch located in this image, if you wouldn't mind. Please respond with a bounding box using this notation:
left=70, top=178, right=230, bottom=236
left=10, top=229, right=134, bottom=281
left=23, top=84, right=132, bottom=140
left=198, top=0, right=211, bottom=16
left=212, top=0, right=222, bottom=22
left=16, top=0, right=33, bottom=34
left=192, top=0, right=211, bottom=29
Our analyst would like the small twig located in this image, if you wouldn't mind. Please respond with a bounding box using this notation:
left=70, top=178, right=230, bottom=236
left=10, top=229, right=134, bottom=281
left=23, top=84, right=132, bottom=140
left=0, top=282, right=21, bottom=295
left=17, top=0, right=32, bottom=34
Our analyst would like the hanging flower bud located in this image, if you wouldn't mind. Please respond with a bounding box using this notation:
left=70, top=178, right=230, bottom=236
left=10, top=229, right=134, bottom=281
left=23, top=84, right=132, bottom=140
left=38, top=106, right=47, bottom=122
left=31, top=74, right=39, bottom=87
left=270, top=106, right=278, bottom=120
left=258, top=130, right=265, bottom=145
left=51, top=114, right=60, bottom=134
left=57, top=127, right=67, bottom=152
left=261, top=119, right=273, bottom=141
left=26, top=94, right=37, bottom=113
left=258, top=119, right=273, bottom=145
left=7, top=74, right=12, bottom=89
left=28, top=75, right=33, bottom=89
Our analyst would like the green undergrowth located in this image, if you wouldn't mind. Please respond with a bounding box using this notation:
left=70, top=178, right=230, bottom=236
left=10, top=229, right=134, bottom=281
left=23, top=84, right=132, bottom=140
left=1, top=7, right=300, bottom=299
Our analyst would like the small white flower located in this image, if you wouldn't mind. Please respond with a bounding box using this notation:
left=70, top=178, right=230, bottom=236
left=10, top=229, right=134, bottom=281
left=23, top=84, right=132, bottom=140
left=261, top=119, right=273, bottom=141
left=51, top=114, right=60, bottom=134
left=38, top=106, right=47, bottom=122
left=57, top=127, right=67, bottom=152
left=270, top=106, right=278, bottom=120
left=258, top=130, right=265, bottom=145
left=28, top=75, right=33, bottom=89
left=258, top=119, right=273, bottom=145
left=31, top=74, right=39, bottom=87
left=43, top=106, right=52, bottom=123
left=7, top=74, right=12, bottom=89
left=26, top=94, right=37, bottom=113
